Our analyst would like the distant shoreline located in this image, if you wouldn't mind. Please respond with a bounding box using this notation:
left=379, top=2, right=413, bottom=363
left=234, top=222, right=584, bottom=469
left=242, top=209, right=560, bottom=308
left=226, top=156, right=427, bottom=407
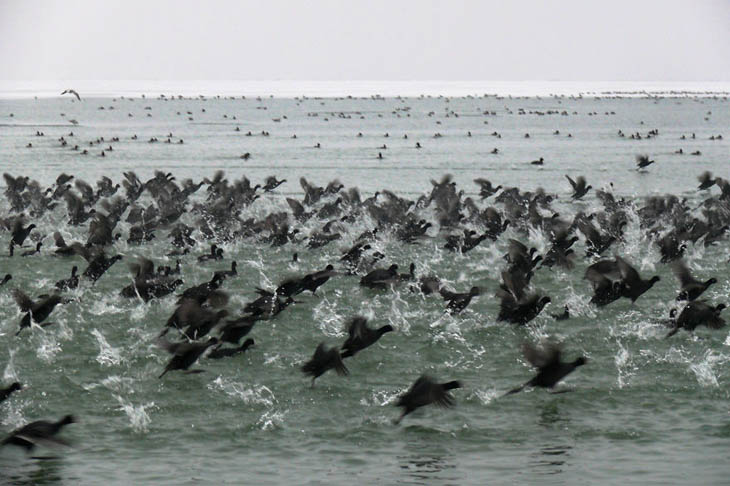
left=1, top=80, right=729, bottom=99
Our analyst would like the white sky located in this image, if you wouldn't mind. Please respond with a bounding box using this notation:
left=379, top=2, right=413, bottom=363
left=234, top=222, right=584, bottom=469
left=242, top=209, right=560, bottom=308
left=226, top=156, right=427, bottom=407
left=1, top=0, right=728, bottom=81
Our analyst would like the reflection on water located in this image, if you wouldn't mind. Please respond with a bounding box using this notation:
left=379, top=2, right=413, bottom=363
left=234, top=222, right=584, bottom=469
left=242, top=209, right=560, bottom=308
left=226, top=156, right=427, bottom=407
left=2, top=455, right=65, bottom=486
left=397, top=450, right=459, bottom=485
left=528, top=444, right=573, bottom=475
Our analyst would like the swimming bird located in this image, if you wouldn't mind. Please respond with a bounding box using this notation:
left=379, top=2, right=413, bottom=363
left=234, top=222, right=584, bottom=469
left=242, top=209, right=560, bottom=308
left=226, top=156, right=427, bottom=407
left=20, top=241, right=42, bottom=257
left=395, top=375, right=461, bottom=424
left=55, top=265, right=79, bottom=290
left=61, top=89, right=81, bottom=101
left=301, top=342, right=348, bottom=386
left=340, top=316, right=393, bottom=358
left=505, top=342, right=587, bottom=396
left=530, top=157, right=544, bottom=165
left=301, top=264, right=337, bottom=295
left=0, top=382, right=22, bottom=404
left=12, top=290, right=65, bottom=335
left=673, top=260, right=716, bottom=301
left=1, top=415, right=76, bottom=452
left=697, top=171, right=716, bottom=190
left=158, top=337, right=219, bottom=378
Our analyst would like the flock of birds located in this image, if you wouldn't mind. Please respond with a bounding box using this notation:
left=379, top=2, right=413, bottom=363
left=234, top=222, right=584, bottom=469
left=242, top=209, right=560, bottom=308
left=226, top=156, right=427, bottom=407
left=0, top=152, right=729, bottom=452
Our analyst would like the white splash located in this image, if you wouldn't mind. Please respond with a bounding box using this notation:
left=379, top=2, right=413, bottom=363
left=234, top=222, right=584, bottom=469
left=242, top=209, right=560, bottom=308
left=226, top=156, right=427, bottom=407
left=114, top=394, right=154, bottom=433
left=91, top=328, right=123, bottom=367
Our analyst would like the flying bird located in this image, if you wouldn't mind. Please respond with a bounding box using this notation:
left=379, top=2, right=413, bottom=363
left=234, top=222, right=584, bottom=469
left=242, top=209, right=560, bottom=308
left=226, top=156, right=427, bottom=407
left=61, top=89, right=81, bottom=101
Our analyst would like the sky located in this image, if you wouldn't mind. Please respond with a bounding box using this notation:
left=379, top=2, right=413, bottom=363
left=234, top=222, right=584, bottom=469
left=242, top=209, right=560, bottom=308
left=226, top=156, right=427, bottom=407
left=1, top=0, right=728, bottom=82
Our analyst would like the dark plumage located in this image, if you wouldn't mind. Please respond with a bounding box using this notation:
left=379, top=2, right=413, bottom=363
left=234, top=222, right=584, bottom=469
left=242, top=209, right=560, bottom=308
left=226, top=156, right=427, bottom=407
left=208, top=338, right=255, bottom=360
left=83, top=252, right=123, bottom=283
left=673, top=260, right=716, bottom=301
left=2, top=415, right=76, bottom=452
left=395, top=375, right=461, bottom=424
left=12, top=290, right=64, bottom=335
left=158, top=337, right=219, bottom=378
left=505, top=342, right=587, bottom=395
left=615, top=256, right=660, bottom=303
left=55, top=265, right=79, bottom=290
left=440, top=286, right=480, bottom=315
left=636, top=154, right=655, bottom=170
left=0, top=382, right=22, bottom=404
left=565, top=175, right=592, bottom=200
left=666, top=301, right=726, bottom=338
left=301, top=342, right=348, bottom=386
left=360, top=264, right=399, bottom=289
left=340, top=316, right=393, bottom=358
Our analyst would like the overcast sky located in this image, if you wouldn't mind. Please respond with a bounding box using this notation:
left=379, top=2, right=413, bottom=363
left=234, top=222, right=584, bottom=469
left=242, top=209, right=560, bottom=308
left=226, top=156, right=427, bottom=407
left=1, top=0, right=728, bottom=81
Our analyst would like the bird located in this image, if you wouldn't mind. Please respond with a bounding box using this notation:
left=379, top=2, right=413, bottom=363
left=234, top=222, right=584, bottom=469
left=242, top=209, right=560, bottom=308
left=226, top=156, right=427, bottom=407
left=395, top=375, right=461, bottom=424
left=2, top=415, right=76, bottom=452
left=666, top=301, right=726, bottom=338
left=55, top=265, right=79, bottom=290
left=360, top=264, right=399, bottom=289
left=636, top=154, right=655, bottom=170
left=340, top=316, right=394, bottom=358
left=440, top=286, right=480, bottom=315
left=158, top=337, right=219, bottom=378
left=615, top=256, right=660, bottom=303
left=505, top=342, right=587, bottom=396
left=0, top=382, right=22, bottom=404
left=301, top=342, right=348, bottom=386
left=12, top=290, right=65, bottom=335
left=672, top=260, right=716, bottom=301
left=61, top=89, right=81, bottom=101
left=565, top=175, right=592, bottom=200
left=207, top=338, right=255, bottom=360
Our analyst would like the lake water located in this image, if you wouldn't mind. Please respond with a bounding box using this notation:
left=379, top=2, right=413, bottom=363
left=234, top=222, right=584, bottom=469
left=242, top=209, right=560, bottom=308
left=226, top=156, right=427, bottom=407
left=0, top=83, right=729, bottom=484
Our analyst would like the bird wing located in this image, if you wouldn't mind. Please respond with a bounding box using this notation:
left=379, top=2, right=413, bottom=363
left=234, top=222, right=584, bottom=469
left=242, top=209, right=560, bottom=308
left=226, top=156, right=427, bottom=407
left=12, top=289, right=35, bottom=312
left=565, top=175, right=577, bottom=190
left=523, top=342, right=561, bottom=369
left=346, top=316, right=368, bottom=339
left=615, top=256, right=640, bottom=284
left=671, top=260, right=695, bottom=287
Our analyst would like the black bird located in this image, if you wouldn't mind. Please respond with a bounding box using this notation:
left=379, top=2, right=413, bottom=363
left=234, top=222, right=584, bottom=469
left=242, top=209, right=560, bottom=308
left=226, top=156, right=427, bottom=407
left=20, top=242, right=42, bottom=257
left=395, top=375, right=461, bottom=424
left=340, top=316, right=394, bottom=358
left=2, top=415, right=76, bottom=452
left=61, top=89, right=81, bottom=101
left=565, top=175, right=592, bottom=200
left=217, top=315, right=257, bottom=345
left=55, top=266, right=79, bottom=290
left=214, top=261, right=237, bottom=281
left=198, top=244, right=224, bottom=262
left=11, top=219, right=36, bottom=247
left=301, top=342, right=348, bottom=386
left=505, top=342, right=587, bottom=395
left=158, top=337, right=219, bottom=378
left=666, top=301, right=726, bottom=338
left=208, top=338, right=255, bottom=360
left=12, top=290, right=64, bottom=335
left=697, top=171, right=716, bottom=190
left=0, top=382, right=22, bottom=404
left=673, top=260, right=716, bottom=301
left=616, top=256, right=660, bottom=303
left=440, top=286, right=480, bottom=315
left=636, top=154, right=655, bottom=170
left=473, top=178, right=502, bottom=199
left=263, top=176, right=286, bottom=192
left=360, top=264, right=399, bottom=289
left=83, top=252, right=123, bottom=283
left=302, top=264, right=337, bottom=295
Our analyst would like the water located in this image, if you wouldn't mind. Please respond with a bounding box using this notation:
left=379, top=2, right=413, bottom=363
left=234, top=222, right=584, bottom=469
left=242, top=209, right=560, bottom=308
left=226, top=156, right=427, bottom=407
left=0, top=85, right=729, bottom=484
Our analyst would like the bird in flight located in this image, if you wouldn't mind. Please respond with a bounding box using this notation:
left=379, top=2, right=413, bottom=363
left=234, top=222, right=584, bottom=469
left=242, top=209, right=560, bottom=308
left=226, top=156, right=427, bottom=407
left=61, top=89, right=81, bottom=101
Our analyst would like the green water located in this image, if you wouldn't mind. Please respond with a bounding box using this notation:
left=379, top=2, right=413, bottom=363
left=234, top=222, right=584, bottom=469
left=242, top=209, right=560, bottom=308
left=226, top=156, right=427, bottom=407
left=0, top=92, right=729, bottom=484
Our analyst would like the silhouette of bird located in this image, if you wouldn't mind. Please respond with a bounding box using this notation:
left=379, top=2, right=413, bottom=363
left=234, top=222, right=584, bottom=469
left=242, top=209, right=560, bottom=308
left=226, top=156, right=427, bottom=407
left=2, top=415, right=76, bottom=452
left=158, top=337, right=219, bottom=378
left=301, top=342, right=348, bottom=386
left=395, top=375, right=461, bottom=424
left=61, top=89, right=81, bottom=101
left=505, top=342, right=587, bottom=395
left=340, top=316, right=393, bottom=358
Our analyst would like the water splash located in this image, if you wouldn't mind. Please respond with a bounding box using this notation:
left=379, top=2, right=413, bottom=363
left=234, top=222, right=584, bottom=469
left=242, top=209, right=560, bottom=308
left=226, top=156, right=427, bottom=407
left=114, top=394, right=154, bottom=433
left=91, top=329, right=123, bottom=367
